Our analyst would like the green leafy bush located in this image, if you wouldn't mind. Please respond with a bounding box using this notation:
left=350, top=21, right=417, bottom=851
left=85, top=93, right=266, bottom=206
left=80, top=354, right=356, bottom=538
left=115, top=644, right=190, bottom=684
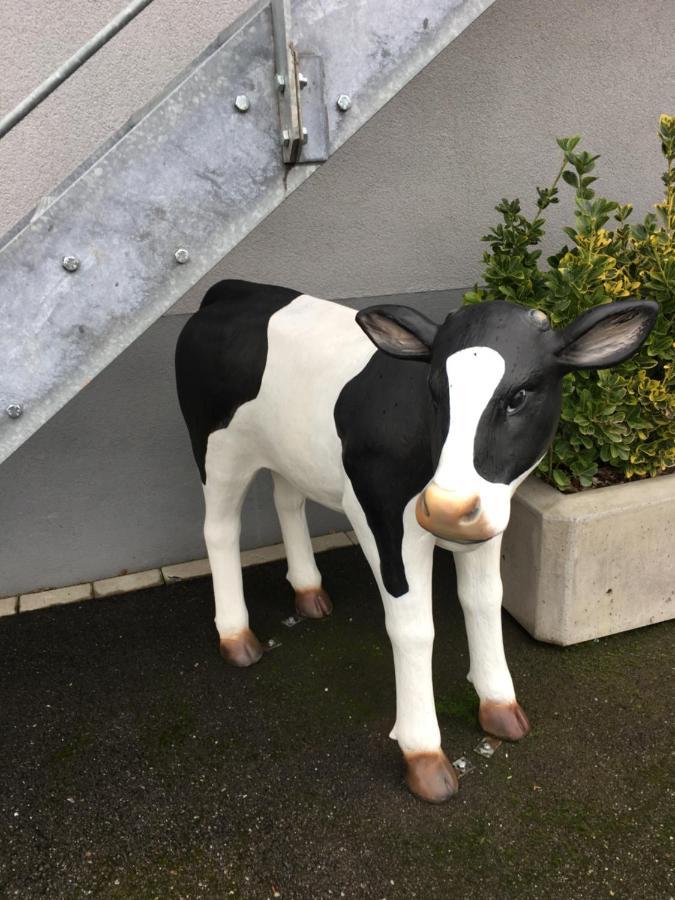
left=464, top=116, right=675, bottom=491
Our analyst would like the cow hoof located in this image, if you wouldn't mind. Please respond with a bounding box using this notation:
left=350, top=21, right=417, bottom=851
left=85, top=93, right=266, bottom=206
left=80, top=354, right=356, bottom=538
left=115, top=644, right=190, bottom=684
left=404, top=751, right=459, bottom=803
left=479, top=700, right=530, bottom=741
left=219, top=629, right=264, bottom=667
left=295, top=587, right=333, bottom=619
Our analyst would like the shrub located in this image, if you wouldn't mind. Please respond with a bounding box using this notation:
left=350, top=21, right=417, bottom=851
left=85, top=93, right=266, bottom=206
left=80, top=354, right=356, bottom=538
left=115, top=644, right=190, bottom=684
left=464, top=116, right=675, bottom=491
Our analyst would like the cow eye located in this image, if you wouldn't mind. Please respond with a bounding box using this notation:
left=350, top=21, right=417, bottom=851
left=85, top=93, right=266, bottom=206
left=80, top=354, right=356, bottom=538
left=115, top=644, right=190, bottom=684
left=506, top=389, right=528, bottom=414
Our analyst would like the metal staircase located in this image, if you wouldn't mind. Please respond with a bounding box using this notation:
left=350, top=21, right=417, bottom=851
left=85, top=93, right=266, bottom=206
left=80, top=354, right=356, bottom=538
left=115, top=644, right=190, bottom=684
left=0, top=0, right=494, bottom=464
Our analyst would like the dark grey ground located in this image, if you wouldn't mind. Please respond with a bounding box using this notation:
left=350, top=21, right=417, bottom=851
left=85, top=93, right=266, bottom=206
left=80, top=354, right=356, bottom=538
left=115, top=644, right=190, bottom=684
left=0, top=545, right=672, bottom=899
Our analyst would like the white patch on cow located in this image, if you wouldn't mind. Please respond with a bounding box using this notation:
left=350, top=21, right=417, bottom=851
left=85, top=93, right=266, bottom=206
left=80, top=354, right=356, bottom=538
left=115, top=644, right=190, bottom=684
left=204, top=293, right=377, bottom=637
left=203, top=428, right=259, bottom=639
left=342, top=484, right=441, bottom=754
left=272, top=471, right=322, bottom=591
left=433, top=346, right=513, bottom=541
left=453, top=534, right=516, bottom=703
left=205, top=294, right=376, bottom=507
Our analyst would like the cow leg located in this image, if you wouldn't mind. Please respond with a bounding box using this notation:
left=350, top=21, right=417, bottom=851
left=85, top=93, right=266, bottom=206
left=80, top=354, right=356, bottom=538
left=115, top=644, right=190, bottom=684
left=203, top=452, right=262, bottom=667
left=343, top=486, right=457, bottom=803
left=272, top=472, right=332, bottom=619
left=453, top=536, right=530, bottom=741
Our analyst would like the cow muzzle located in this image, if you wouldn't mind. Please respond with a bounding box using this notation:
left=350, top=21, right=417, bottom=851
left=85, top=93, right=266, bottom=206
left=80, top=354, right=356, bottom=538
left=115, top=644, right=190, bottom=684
left=415, top=482, right=497, bottom=543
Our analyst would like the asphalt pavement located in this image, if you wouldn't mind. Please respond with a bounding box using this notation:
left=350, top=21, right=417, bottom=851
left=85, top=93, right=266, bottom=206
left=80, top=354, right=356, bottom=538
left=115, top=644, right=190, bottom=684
left=0, top=544, right=672, bottom=899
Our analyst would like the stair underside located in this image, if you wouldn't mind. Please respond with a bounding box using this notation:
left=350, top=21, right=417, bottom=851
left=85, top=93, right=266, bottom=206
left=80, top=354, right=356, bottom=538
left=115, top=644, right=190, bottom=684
left=0, top=0, right=493, bottom=464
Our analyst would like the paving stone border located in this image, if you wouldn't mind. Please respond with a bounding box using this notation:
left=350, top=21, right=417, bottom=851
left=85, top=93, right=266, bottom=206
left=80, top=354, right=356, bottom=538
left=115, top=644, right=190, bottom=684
left=0, top=531, right=359, bottom=617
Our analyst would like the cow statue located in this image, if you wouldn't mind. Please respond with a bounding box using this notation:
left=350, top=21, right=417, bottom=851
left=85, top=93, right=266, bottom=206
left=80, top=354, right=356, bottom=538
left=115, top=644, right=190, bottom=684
left=175, top=280, right=657, bottom=803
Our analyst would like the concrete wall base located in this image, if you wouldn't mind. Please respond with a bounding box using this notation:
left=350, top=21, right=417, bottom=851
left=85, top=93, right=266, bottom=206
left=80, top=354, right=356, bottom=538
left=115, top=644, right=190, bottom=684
left=502, top=473, right=675, bottom=646
left=1, top=531, right=359, bottom=616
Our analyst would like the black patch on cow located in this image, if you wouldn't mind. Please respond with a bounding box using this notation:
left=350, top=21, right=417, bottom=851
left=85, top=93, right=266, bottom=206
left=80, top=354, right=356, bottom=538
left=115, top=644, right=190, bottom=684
left=335, top=353, right=434, bottom=597
left=430, top=302, right=563, bottom=485
left=175, top=280, right=301, bottom=482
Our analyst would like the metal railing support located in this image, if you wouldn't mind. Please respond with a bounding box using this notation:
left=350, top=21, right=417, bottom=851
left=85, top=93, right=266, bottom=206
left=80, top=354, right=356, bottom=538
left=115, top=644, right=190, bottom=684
left=0, top=0, right=155, bottom=140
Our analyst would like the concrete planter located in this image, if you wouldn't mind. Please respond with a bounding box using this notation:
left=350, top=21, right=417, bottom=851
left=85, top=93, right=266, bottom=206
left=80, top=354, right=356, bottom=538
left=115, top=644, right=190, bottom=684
left=501, top=472, right=675, bottom=645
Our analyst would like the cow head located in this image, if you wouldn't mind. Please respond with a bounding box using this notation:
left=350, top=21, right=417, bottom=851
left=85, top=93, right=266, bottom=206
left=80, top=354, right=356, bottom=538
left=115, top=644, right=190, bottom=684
left=356, top=298, right=658, bottom=548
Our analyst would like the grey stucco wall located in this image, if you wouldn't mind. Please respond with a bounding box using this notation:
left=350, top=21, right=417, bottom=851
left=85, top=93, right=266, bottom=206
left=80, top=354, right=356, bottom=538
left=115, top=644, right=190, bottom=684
left=0, top=0, right=252, bottom=237
left=1, top=0, right=673, bottom=596
left=0, top=291, right=461, bottom=598
left=179, top=0, right=671, bottom=301
left=2, top=1, right=673, bottom=297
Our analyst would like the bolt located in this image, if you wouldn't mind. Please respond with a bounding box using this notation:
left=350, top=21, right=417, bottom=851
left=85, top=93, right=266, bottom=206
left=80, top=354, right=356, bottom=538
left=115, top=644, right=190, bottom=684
left=528, top=308, right=550, bottom=330
left=336, top=94, right=352, bottom=112
left=174, top=248, right=190, bottom=264
left=62, top=255, right=80, bottom=272
left=234, top=94, right=250, bottom=113
left=6, top=402, right=23, bottom=419
left=298, top=72, right=308, bottom=90
left=275, top=73, right=286, bottom=92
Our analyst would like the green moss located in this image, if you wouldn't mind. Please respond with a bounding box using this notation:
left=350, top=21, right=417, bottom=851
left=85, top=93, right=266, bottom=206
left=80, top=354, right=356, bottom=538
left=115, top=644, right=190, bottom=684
left=435, top=683, right=478, bottom=727
left=137, top=698, right=199, bottom=763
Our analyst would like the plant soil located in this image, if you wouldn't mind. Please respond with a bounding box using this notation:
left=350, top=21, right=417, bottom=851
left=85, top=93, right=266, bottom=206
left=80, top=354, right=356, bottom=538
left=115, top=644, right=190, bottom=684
left=541, top=463, right=675, bottom=493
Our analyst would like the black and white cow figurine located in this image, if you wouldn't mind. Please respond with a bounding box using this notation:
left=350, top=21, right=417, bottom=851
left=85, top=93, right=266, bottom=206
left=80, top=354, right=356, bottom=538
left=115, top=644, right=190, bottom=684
left=175, top=280, right=656, bottom=803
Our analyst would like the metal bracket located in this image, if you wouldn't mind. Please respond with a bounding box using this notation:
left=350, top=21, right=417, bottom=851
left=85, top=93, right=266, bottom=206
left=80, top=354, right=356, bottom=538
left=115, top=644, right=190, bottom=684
left=272, top=0, right=328, bottom=164
left=474, top=736, right=502, bottom=758
left=452, top=756, right=475, bottom=778
left=296, top=52, right=328, bottom=163
left=272, top=0, right=301, bottom=163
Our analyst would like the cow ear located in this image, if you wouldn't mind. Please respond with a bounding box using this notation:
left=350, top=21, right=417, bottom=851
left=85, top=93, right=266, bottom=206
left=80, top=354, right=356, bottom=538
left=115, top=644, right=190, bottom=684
left=356, top=305, right=438, bottom=360
left=555, top=299, right=658, bottom=370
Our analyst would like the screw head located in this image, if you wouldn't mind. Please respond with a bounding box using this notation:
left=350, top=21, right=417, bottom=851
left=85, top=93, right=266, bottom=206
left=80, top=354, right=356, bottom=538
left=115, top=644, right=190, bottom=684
left=6, top=402, right=23, bottom=419
left=174, top=248, right=190, bottom=264
left=62, top=255, right=80, bottom=272
left=336, top=94, right=352, bottom=112
left=234, top=94, right=250, bottom=112
left=298, top=72, right=308, bottom=90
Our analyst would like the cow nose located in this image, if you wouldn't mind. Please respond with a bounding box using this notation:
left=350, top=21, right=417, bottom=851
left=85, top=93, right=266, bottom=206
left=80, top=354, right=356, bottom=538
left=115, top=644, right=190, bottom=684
left=459, top=498, right=482, bottom=524
left=415, top=483, right=494, bottom=542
